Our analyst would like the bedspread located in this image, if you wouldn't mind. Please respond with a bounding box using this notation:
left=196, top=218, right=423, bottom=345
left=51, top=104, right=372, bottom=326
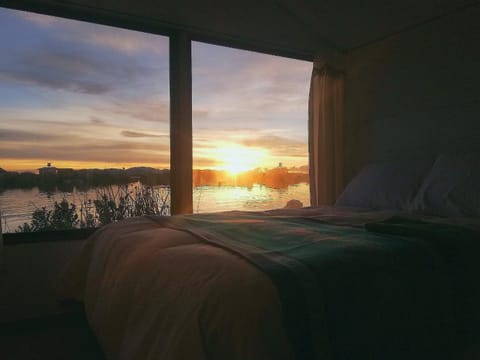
left=57, top=207, right=480, bottom=360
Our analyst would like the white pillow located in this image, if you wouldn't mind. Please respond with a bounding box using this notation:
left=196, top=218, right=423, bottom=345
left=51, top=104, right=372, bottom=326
left=335, top=160, right=432, bottom=210
left=411, top=153, right=480, bottom=217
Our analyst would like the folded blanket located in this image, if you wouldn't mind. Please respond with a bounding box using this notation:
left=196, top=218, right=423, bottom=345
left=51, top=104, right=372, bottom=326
left=366, top=217, right=480, bottom=348
left=365, top=216, right=479, bottom=242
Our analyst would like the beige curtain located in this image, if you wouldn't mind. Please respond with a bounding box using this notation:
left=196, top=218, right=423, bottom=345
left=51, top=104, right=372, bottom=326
left=309, top=62, right=345, bottom=206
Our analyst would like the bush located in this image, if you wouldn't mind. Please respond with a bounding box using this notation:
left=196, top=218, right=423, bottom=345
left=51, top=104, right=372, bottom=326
left=18, top=184, right=170, bottom=232
left=17, top=199, right=78, bottom=232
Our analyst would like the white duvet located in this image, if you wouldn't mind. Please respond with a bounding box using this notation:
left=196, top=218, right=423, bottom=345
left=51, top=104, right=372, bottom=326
left=58, top=216, right=293, bottom=360
left=57, top=207, right=480, bottom=360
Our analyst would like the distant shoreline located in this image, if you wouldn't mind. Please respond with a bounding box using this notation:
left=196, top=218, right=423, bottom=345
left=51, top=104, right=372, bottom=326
left=0, top=166, right=309, bottom=191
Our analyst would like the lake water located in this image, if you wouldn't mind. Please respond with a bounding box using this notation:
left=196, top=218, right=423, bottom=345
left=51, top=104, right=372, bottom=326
left=0, top=183, right=310, bottom=233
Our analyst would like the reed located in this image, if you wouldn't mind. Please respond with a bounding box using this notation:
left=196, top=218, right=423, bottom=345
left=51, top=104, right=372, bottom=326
left=17, top=184, right=170, bottom=232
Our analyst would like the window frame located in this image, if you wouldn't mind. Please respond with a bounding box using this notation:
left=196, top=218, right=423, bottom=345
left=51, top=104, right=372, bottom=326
left=0, top=3, right=311, bottom=243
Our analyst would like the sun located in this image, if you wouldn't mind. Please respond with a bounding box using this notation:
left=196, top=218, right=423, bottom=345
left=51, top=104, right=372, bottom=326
left=216, top=145, right=267, bottom=175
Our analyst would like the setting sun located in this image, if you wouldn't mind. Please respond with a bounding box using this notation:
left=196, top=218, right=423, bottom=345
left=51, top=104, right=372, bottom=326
left=215, top=145, right=267, bottom=175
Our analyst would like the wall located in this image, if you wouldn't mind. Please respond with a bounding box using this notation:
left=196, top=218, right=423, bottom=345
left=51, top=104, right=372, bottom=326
left=344, top=6, right=480, bottom=181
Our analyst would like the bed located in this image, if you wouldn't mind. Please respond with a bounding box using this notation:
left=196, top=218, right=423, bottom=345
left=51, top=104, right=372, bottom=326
left=57, top=154, right=480, bottom=360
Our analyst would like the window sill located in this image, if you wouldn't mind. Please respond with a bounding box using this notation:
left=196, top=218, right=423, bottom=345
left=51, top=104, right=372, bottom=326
left=3, top=228, right=97, bottom=246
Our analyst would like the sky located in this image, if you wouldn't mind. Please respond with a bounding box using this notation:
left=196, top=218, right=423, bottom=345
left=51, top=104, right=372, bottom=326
left=0, top=7, right=312, bottom=173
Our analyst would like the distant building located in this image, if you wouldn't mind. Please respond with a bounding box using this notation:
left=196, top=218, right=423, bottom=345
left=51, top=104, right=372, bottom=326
left=38, top=162, right=57, bottom=175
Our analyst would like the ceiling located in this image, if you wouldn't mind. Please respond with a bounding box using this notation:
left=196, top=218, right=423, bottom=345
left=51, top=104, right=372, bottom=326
left=1, top=0, right=478, bottom=60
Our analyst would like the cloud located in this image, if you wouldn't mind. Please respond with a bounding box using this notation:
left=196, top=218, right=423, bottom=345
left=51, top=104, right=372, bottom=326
left=191, top=131, right=308, bottom=169
left=193, top=129, right=301, bottom=146
left=121, top=130, right=168, bottom=138
left=99, top=98, right=169, bottom=123
left=18, top=11, right=61, bottom=27
left=82, top=30, right=168, bottom=55
left=193, top=108, right=210, bottom=119
left=3, top=117, right=103, bottom=129
left=18, top=9, right=168, bottom=55
left=193, top=128, right=308, bottom=157
left=192, top=42, right=310, bottom=127
left=242, top=134, right=303, bottom=147
left=193, top=157, right=222, bottom=168
left=0, top=70, right=109, bottom=95
left=1, top=12, right=309, bottom=170
left=0, top=140, right=170, bottom=164
left=61, top=141, right=170, bottom=153
left=0, top=42, right=160, bottom=96
left=0, top=50, right=112, bottom=94
left=241, top=135, right=307, bottom=157
left=90, top=116, right=105, bottom=124
left=0, top=129, right=58, bottom=142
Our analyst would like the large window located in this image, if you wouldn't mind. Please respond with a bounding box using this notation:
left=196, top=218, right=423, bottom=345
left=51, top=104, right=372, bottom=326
left=192, top=42, right=311, bottom=212
left=0, top=8, right=170, bottom=233
left=0, top=7, right=312, bottom=234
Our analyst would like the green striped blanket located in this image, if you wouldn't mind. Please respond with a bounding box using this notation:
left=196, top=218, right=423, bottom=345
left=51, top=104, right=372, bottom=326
left=148, top=212, right=478, bottom=359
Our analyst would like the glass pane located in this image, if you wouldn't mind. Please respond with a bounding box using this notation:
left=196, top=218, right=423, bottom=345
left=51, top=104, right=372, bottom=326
left=192, top=42, right=311, bottom=213
left=0, top=8, right=170, bottom=233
